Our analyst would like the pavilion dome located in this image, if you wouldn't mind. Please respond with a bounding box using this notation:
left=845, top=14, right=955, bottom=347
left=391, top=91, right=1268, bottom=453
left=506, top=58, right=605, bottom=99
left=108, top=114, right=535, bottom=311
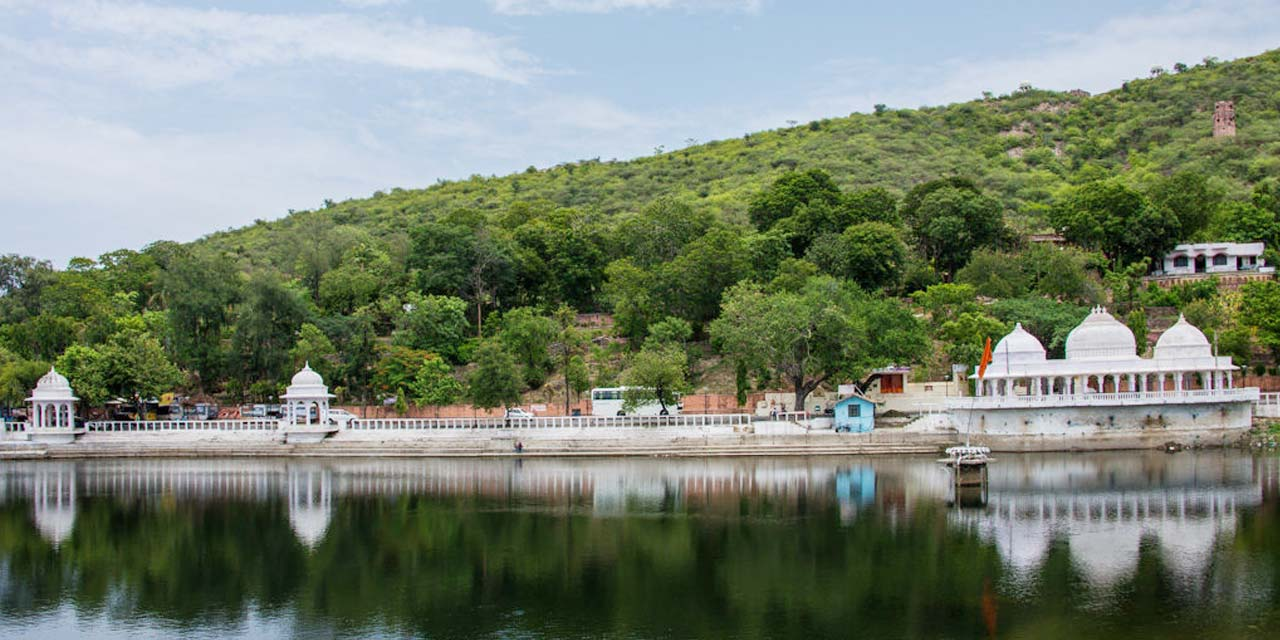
left=1154, top=315, right=1212, bottom=360
left=1065, top=307, right=1137, bottom=361
left=991, top=323, right=1046, bottom=365
left=26, top=367, right=77, bottom=402
left=283, top=363, right=333, bottom=399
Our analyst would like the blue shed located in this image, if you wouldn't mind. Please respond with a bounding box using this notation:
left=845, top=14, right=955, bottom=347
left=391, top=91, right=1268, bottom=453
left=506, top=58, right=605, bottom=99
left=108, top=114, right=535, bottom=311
left=833, top=395, right=876, bottom=433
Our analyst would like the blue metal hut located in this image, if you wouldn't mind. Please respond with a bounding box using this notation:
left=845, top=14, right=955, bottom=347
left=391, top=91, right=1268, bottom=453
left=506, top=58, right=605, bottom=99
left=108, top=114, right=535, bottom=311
left=833, top=394, right=876, bottom=433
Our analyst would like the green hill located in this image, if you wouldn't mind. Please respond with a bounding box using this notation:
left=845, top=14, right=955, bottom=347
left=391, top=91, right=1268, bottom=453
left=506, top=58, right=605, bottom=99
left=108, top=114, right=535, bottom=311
left=205, top=50, right=1280, bottom=268
left=5, top=48, right=1280, bottom=408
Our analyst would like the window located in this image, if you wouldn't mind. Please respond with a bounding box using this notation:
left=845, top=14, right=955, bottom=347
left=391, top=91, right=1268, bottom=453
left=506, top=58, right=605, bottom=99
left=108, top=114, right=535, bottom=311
left=1212, top=254, right=1228, bottom=266
left=1173, top=256, right=1189, bottom=268
left=847, top=404, right=861, bottom=418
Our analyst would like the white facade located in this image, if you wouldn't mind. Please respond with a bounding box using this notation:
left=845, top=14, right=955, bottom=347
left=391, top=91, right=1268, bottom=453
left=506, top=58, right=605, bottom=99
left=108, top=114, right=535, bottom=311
left=280, top=363, right=334, bottom=427
left=25, top=367, right=83, bottom=443
left=1160, top=242, right=1272, bottom=276
left=949, top=308, right=1258, bottom=435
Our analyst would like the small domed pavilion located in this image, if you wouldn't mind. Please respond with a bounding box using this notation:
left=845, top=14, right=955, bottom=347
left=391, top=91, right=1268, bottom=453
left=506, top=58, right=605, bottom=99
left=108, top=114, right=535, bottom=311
left=26, top=367, right=78, bottom=430
left=280, top=363, right=335, bottom=427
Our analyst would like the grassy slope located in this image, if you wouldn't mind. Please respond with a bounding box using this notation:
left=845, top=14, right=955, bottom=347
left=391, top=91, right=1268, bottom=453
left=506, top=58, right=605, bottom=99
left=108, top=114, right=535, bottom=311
left=202, top=49, right=1280, bottom=266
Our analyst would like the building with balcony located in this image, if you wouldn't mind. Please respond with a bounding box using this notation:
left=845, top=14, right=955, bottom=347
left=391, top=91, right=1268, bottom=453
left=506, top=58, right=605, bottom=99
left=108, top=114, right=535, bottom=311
left=947, top=307, right=1258, bottom=439
left=1155, top=241, right=1273, bottom=276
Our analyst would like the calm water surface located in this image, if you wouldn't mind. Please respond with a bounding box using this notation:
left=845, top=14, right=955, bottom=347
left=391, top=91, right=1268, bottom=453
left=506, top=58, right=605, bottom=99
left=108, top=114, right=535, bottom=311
left=1, top=452, right=1278, bottom=639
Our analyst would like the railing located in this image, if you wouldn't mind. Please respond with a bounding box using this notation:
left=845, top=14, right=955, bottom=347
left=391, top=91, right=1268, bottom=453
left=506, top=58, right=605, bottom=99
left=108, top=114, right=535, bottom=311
left=951, top=388, right=1260, bottom=409
left=86, top=420, right=279, bottom=432
left=775, top=411, right=809, bottom=422
left=2, top=421, right=27, bottom=434
left=350, top=414, right=752, bottom=430
left=1255, top=392, right=1280, bottom=418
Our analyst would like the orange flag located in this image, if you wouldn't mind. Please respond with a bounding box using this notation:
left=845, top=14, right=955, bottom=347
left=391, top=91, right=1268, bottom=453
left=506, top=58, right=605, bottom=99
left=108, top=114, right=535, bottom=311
left=977, top=337, right=993, bottom=379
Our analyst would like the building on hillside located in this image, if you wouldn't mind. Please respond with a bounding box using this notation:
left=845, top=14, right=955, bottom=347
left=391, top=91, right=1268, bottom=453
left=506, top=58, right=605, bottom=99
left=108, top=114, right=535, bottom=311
left=856, top=367, right=964, bottom=414
left=1158, top=242, right=1271, bottom=276
left=1214, top=100, right=1236, bottom=138
left=833, top=395, right=876, bottom=433
left=947, top=308, right=1258, bottom=439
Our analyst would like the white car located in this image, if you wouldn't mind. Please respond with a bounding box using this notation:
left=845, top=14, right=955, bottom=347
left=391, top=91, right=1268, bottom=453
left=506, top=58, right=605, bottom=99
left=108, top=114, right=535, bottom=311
left=505, top=407, right=535, bottom=418
left=328, top=408, right=359, bottom=427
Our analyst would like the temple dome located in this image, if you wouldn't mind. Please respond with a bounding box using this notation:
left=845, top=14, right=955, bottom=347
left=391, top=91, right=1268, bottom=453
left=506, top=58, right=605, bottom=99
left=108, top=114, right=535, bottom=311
left=1065, top=307, right=1137, bottom=360
left=291, top=363, right=325, bottom=387
left=992, top=323, right=1046, bottom=365
left=283, top=362, right=333, bottom=399
left=26, top=367, right=77, bottom=402
left=1154, top=315, right=1212, bottom=360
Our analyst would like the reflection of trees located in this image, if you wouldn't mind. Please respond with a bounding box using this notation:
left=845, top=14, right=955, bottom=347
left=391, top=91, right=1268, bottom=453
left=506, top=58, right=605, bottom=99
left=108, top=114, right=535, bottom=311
left=0, top=458, right=1278, bottom=638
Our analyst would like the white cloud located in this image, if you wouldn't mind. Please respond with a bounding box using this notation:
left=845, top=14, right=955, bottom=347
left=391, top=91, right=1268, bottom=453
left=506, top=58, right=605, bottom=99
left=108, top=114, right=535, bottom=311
left=760, top=0, right=1280, bottom=127
left=338, top=0, right=405, bottom=7
left=1, top=1, right=535, bottom=88
left=490, top=0, right=761, bottom=15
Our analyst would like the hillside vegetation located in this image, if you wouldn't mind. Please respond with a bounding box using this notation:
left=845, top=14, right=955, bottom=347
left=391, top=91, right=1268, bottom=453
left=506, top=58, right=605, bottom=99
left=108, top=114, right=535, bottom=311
left=3, top=50, right=1280, bottom=414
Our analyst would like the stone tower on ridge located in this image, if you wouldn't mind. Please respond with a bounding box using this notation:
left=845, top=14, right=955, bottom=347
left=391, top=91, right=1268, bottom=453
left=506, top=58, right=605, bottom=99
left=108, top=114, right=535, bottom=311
left=1213, top=100, right=1236, bottom=138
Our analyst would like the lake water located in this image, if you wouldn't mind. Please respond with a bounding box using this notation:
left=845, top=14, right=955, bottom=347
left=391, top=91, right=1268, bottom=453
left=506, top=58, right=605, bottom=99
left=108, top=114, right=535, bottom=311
left=1, top=452, right=1278, bottom=639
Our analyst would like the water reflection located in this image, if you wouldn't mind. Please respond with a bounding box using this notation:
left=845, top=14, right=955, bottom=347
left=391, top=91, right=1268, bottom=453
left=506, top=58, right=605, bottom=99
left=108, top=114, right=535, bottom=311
left=0, top=453, right=1277, bottom=639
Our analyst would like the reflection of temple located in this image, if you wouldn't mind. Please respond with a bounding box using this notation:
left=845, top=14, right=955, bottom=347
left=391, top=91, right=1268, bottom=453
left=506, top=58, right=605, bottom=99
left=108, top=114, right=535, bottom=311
left=951, top=454, right=1266, bottom=586
left=0, top=454, right=1274, bottom=565
left=287, top=466, right=333, bottom=548
left=0, top=462, right=80, bottom=546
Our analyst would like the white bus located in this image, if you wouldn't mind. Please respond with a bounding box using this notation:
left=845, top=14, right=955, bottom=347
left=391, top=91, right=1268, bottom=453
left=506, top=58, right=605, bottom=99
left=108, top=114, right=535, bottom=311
left=590, top=387, right=682, bottom=417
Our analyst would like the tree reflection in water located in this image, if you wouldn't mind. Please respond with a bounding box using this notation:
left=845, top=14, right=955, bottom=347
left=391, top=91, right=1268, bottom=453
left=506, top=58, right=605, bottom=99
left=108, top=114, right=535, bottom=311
left=0, top=453, right=1277, bottom=639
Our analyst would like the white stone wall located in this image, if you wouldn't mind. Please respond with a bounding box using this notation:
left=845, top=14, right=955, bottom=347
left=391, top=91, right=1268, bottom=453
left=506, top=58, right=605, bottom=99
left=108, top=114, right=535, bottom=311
left=950, top=400, right=1253, bottom=435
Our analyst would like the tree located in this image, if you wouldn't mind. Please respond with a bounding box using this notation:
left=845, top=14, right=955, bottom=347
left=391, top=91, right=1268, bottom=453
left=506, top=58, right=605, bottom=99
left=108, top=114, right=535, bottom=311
left=988, top=298, right=1090, bottom=358
left=289, top=323, right=338, bottom=383
left=231, top=273, right=310, bottom=387
left=939, top=312, right=1009, bottom=367
left=162, top=247, right=239, bottom=387
left=565, top=355, right=591, bottom=406
left=0, top=350, right=47, bottom=408
left=1216, top=201, right=1279, bottom=246
left=497, top=307, right=557, bottom=388
left=55, top=345, right=110, bottom=407
left=318, top=244, right=393, bottom=314
left=620, top=345, right=689, bottom=415
left=711, top=276, right=926, bottom=411
left=1051, top=179, right=1177, bottom=267
left=844, top=187, right=900, bottom=226
left=838, top=222, right=907, bottom=291
left=1240, top=281, right=1280, bottom=357
left=614, top=198, right=713, bottom=266
left=602, top=259, right=657, bottom=342
left=410, top=355, right=462, bottom=410
left=645, top=317, right=693, bottom=350
left=911, top=283, right=979, bottom=328
left=392, top=294, right=470, bottom=363
left=1126, top=309, right=1149, bottom=355
left=904, top=182, right=1005, bottom=277
left=373, top=345, right=433, bottom=398
left=467, top=341, right=522, bottom=411
left=1147, top=171, right=1221, bottom=240
left=748, top=169, right=843, bottom=232
left=549, top=305, right=587, bottom=414
left=659, top=228, right=751, bottom=328
left=955, top=250, right=1029, bottom=299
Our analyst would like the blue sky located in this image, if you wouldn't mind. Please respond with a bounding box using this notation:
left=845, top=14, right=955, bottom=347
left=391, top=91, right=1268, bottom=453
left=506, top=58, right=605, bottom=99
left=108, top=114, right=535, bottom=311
left=2, top=0, right=1279, bottom=265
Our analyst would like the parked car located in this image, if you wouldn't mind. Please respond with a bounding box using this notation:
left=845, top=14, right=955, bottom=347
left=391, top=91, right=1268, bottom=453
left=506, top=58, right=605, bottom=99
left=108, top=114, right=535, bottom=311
left=505, top=407, right=535, bottom=418
left=328, top=408, right=359, bottom=428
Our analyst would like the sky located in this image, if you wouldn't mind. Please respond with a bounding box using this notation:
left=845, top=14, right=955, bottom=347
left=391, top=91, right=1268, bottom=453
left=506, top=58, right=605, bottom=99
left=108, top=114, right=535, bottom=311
left=2, top=0, right=1279, bottom=265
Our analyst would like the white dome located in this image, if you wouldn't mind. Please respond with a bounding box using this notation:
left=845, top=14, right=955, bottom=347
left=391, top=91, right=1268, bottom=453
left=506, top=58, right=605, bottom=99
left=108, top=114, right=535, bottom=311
left=992, top=323, right=1046, bottom=365
left=283, top=362, right=333, bottom=399
left=291, top=363, right=325, bottom=387
left=1065, top=307, right=1137, bottom=360
left=26, top=367, right=77, bottom=402
left=1154, top=315, right=1212, bottom=360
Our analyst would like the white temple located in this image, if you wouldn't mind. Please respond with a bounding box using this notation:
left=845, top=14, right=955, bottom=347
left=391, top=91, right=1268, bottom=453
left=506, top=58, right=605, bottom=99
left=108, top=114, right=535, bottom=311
left=949, top=308, right=1258, bottom=438
left=25, top=367, right=83, bottom=444
left=279, top=363, right=340, bottom=443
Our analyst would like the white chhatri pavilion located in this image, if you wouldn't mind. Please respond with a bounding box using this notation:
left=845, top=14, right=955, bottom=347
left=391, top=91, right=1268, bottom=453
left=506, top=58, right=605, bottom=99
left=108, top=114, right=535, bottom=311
left=951, top=307, right=1258, bottom=436
left=279, top=363, right=339, bottom=443
left=975, top=308, right=1240, bottom=398
left=25, top=367, right=84, bottom=443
